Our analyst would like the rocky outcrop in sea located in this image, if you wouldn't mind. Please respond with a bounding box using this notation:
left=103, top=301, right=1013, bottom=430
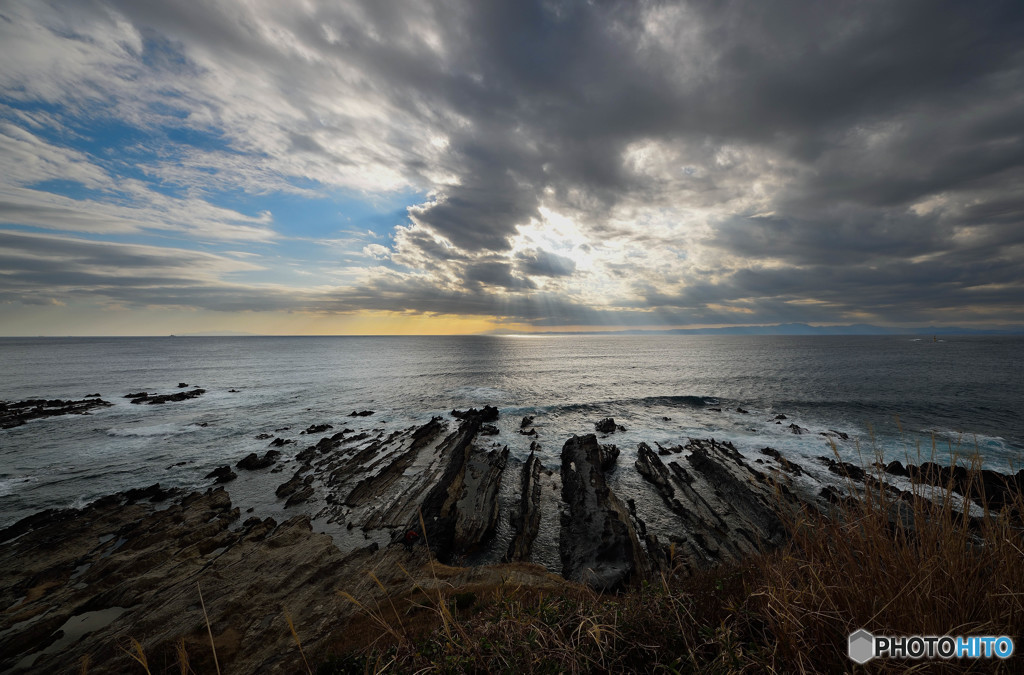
left=2, top=402, right=1020, bottom=673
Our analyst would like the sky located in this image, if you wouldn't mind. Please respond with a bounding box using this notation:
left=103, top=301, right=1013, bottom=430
left=1, top=0, right=1023, bottom=336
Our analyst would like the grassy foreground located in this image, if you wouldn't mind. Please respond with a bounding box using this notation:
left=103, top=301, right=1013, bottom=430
left=318, top=458, right=1023, bottom=674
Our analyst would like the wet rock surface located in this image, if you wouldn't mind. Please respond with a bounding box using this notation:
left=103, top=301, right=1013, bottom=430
left=0, top=486, right=559, bottom=675
left=205, top=465, right=238, bottom=484
left=594, top=417, right=625, bottom=433
left=506, top=448, right=543, bottom=562
left=0, top=397, right=113, bottom=429
left=560, top=434, right=646, bottom=591
left=236, top=450, right=282, bottom=470
left=128, top=388, right=206, bottom=405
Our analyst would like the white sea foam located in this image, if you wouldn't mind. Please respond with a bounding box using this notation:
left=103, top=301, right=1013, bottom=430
left=0, top=476, right=35, bottom=498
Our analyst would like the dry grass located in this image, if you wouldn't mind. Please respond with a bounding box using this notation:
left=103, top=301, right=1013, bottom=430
left=321, top=456, right=1024, bottom=674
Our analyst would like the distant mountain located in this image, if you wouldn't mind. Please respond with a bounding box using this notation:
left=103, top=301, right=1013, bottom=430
left=486, top=323, right=1024, bottom=337
left=172, top=330, right=260, bottom=337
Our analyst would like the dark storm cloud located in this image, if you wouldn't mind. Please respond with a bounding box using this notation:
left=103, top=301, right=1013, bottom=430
left=464, top=262, right=537, bottom=291
left=516, top=248, right=576, bottom=277
left=5, top=0, right=1023, bottom=327
left=341, top=0, right=1023, bottom=325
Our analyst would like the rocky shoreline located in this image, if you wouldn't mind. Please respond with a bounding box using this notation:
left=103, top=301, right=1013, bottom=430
left=2, top=403, right=1022, bottom=672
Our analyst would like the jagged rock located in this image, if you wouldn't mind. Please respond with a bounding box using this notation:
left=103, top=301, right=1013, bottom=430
left=0, top=488, right=406, bottom=674
left=904, top=462, right=1024, bottom=510
left=408, top=422, right=510, bottom=558
left=85, top=393, right=101, bottom=398
left=268, top=437, right=293, bottom=447
left=519, top=427, right=537, bottom=436
left=124, top=392, right=148, bottom=399
left=685, top=439, right=789, bottom=548
left=817, top=456, right=866, bottom=481
left=0, top=397, right=114, bottom=429
left=236, top=450, right=282, bottom=470
left=884, top=460, right=909, bottom=477
left=759, top=447, right=804, bottom=476
left=275, top=472, right=310, bottom=499
left=204, top=466, right=237, bottom=484
left=594, top=417, right=625, bottom=433
left=452, top=446, right=509, bottom=552
left=662, top=416, right=671, bottom=421
left=479, top=424, right=499, bottom=436
left=301, top=423, right=333, bottom=435
left=177, top=382, right=188, bottom=388
left=228, top=388, right=240, bottom=393
left=520, top=415, right=535, bottom=428
left=451, top=405, right=500, bottom=422
left=414, top=416, right=483, bottom=558
left=506, top=451, right=543, bottom=562
left=788, top=423, right=804, bottom=435
left=130, top=389, right=206, bottom=405
left=735, top=407, right=749, bottom=414
left=124, top=484, right=176, bottom=503
left=774, top=413, right=788, bottom=420
left=284, top=485, right=314, bottom=507
left=340, top=419, right=445, bottom=518
left=348, top=410, right=374, bottom=417
left=560, top=434, right=646, bottom=590
left=635, top=443, right=676, bottom=497
left=655, top=442, right=683, bottom=456
left=254, top=432, right=273, bottom=440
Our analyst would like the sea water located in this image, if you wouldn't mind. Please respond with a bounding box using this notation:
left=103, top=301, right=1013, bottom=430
left=1, top=334, right=1021, bottom=529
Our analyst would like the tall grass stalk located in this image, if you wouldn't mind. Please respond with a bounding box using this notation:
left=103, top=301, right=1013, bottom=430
left=196, top=582, right=221, bottom=675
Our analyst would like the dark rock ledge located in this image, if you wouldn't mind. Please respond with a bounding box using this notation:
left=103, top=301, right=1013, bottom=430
left=1, top=397, right=113, bottom=429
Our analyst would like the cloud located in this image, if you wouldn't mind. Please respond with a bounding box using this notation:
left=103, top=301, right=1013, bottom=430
left=1, top=0, right=1022, bottom=330
left=516, top=248, right=576, bottom=277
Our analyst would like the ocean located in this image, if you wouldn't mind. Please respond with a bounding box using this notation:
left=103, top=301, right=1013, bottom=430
left=2, top=334, right=1022, bottom=535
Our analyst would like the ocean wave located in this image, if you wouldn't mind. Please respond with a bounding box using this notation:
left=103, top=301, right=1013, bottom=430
left=105, top=423, right=201, bottom=438
left=0, top=476, right=35, bottom=497
left=640, top=395, right=721, bottom=407
left=533, top=394, right=721, bottom=416
left=448, top=386, right=510, bottom=402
